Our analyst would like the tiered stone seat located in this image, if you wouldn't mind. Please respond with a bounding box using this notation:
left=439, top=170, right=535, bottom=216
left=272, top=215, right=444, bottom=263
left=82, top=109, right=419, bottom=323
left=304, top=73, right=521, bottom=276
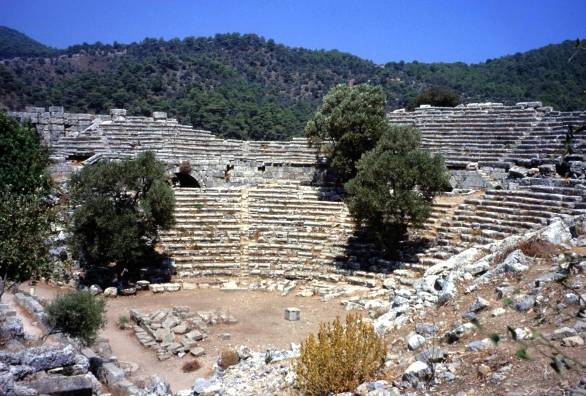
left=160, top=187, right=243, bottom=277
left=419, top=178, right=586, bottom=267
left=246, top=182, right=356, bottom=280
left=388, top=103, right=586, bottom=169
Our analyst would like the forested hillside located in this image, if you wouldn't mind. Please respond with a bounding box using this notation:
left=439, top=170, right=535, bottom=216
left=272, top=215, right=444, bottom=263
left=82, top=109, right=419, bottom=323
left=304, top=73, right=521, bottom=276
left=0, top=27, right=584, bottom=140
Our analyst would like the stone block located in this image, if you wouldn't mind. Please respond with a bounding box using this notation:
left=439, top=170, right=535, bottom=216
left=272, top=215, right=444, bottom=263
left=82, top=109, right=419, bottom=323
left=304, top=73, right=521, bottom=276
left=190, top=347, right=205, bottom=357
left=28, top=373, right=99, bottom=395
left=98, top=362, right=125, bottom=386
left=284, top=307, right=300, bottom=321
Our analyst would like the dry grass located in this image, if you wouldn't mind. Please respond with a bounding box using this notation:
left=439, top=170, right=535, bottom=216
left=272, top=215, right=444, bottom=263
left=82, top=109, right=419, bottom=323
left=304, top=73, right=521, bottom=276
left=182, top=359, right=201, bottom=373
left=295, top=313, right=387, bottom=396
left=218, top=350, right=240, bottom=370
left=517, top=238, right=561, bottom=258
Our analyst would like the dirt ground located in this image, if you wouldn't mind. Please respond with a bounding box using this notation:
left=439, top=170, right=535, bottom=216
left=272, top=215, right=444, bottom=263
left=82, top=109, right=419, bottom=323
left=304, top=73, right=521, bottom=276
left=31, top=284, right=348, bottom=392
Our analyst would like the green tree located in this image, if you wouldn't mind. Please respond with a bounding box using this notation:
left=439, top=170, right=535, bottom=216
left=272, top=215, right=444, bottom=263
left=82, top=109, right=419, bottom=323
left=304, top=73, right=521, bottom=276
left=0, top=112, right=53, bottom=283
left=45, top=290, right=106, bottom=346
left=0, top=189, right=54, bottom=282
left=409, top=87, right=460, bottom=109
left=305, top=84, right=388, bottom=182
left=0, top=112, right=51, bottom=194
left=69, top=151, right=175, bottom=271
left=345, top=125, right=450, bottom=254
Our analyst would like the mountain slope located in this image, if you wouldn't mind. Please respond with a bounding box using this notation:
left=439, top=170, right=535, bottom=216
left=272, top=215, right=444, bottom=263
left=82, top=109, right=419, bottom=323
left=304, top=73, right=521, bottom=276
left=0, top=26, right=56, bottom=58
left=0, top=27, right=584, bottom=140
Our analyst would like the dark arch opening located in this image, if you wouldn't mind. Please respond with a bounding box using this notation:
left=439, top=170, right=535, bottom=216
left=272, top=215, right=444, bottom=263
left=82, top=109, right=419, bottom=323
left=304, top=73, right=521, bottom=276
left=173, top=172, right=200, bottom=188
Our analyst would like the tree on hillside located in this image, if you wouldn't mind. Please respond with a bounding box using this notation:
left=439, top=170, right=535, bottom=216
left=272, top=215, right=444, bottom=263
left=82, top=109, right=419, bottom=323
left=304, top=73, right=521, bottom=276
left=345, top=125, right=450, bottom=254
left=408, top=87, right=460, bottom=109
left=0, top=112, right=53, bottom=283
left=69, top=151, right=175, bottom=273
left=305, top=84, right=388, bottom=182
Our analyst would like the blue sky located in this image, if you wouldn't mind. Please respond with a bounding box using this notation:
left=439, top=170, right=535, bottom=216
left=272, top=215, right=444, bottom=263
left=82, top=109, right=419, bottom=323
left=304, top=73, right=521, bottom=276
left=1, top=0, right=585, bottom=64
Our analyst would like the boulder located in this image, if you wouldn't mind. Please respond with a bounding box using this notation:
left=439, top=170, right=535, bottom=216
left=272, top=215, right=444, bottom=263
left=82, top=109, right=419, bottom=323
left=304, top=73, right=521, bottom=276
left=513, top=295, right=535, bottom=312
left=406, top=333, right=425, bottom=351
left=561, top=336, right=584, bottom=347
left=534, top=218, right=573, bottom=246
left=465, top=338, right=493, bottom=352
left=497, top=250, right=530, bottom=273
left=509, top=166, right=528, bottom=178
left=103, top=287, right=117, bottom=298
left=88, top=284, right=102, bottom=295
left=403, top=361, right=431, bottom=386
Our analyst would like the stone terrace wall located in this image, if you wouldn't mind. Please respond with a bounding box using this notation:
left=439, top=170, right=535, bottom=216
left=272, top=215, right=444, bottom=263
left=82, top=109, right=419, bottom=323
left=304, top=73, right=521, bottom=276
left=10, top=108, right=325, bottom=187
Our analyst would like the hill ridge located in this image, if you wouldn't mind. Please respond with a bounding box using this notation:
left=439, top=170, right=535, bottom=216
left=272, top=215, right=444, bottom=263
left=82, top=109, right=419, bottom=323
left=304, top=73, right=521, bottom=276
left=1, top=27, right=584, bottom=140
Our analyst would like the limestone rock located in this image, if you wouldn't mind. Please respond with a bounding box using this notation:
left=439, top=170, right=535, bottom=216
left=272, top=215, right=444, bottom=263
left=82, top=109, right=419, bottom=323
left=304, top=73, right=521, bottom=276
left=513, top=295, right=535, bottom=312
left=406, top=333, right=425, bottom=351
left=465, top=338, right=493, bottom=352
left=403, top=361, right=431, bottom=386
left=497, top=249, right=530, bottom=273
left=190, top=347, right=205, bottom=357
left=468, top=296, right=490, bottom=313
left=562, top=336, right=584, bottom=347
left=103, top=287, right=118, bottom=298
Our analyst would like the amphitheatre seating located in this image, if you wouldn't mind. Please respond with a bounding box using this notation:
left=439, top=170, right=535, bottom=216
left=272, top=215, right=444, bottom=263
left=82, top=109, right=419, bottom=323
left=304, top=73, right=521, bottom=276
left=160, top=181, right=414, bottom=286
left=160, top=187, right=243, bottom=278
left=418, top=178, right=586, bottom=268
left=388, top=103, right=586, bottom=169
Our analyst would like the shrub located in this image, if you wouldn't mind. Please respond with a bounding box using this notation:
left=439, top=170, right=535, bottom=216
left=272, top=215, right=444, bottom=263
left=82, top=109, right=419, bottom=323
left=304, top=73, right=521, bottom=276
left=182, top=359, right=201, bottom=373
left=117, top=315, right=130, bottom=330
left=218, top=350, right=240, bottom=370
left=45, top=290, right=106, bottom=346
left=295, top=313, right=387, bottom=395
left=409, top=87, right=460, bottom=109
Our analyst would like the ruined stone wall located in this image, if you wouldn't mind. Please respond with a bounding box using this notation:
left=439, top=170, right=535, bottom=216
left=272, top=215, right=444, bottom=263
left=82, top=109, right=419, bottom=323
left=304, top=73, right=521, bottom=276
left=10, top=107, right=325, bottom=187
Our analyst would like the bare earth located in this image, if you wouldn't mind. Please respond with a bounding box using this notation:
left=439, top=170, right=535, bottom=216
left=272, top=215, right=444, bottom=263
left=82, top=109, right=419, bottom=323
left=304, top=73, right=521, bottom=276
left=90, top=288, right=344, bottom=391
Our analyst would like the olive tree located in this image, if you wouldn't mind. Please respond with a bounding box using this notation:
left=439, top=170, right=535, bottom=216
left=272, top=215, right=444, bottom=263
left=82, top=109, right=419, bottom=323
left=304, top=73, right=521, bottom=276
left=305, top=84, right=388, bottom=182
left=69, top=151, right=175, bottom=271
left=345, top=125, right=450, bottom=255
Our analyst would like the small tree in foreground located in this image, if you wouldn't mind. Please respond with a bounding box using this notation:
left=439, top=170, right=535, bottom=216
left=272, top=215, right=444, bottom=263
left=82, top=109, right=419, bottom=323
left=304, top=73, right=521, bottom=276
left=345, top=125, right=450, bottom=254
left=0, top=189, right=54, bottom=282
left=0, top=112, right=53, bottom=285
left=295, top=313, right=387, bottom=395
left=69, top=151, right=175, bottom=272
left=45, top=290, right=106, bottom=346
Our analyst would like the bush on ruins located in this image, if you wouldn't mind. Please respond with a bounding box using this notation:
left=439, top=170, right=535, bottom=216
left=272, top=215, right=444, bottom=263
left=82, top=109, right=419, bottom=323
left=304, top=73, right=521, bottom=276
left=69, top=151, right=175, bottom=276
left=305, top=84, right=388, bottom=182
left=0, top=112, right=53, bottom=283
left=46, top=289, right=106, bottom=346
left=345, top=125, right=450, bottom=255
left=408, top=87, right=460, bottom=109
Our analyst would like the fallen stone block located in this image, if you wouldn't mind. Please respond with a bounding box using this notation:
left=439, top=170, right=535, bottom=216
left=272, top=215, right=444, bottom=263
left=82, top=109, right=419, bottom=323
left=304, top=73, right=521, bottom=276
left=98, top=362, right=125, bottom=386
left=190, top=347, right=205, bottom=357
left=27, top=373, right=100, bottom=395
left=284, top=307, right=300, bottom=321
